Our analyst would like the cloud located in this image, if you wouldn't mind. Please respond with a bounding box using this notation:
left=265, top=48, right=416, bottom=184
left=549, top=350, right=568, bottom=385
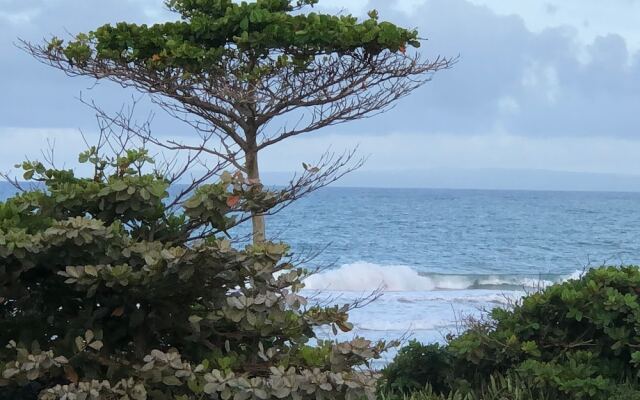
left=0, top=9, right=41, bottom=25
left=0, top=0, right=171, bottom=129
left=464, top=0, right=640, bottom=51
left=1, top=0, right=639, bottom=188
left=544, top=4, right=558, bottom=15
left=3, top=0, right=639, bottom=138
left=2, top=127, right=640, bottom=191
left=0, top=127, right=93, bottom=175
left=259, top=131, right=640, bottom=176
left=323, top=0, right=640, bottom=138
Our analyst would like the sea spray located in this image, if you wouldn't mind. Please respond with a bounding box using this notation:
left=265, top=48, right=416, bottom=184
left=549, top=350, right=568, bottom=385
left=304, top=262, right=449, bottom=291
left=304, top=261, right=585, bottom=292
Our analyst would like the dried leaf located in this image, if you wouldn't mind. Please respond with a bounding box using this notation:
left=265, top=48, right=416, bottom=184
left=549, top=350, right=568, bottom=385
left=111, top=306, right=125, bottom=317
left=226, top=195, right=240, bottom=208
left=64, top=365, right=79, bottom=384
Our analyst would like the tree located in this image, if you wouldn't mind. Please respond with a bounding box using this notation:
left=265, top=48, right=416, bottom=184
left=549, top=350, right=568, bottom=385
left=23, top=0, right=453, bottom=243
left=0, top=133, right=392, bottom=399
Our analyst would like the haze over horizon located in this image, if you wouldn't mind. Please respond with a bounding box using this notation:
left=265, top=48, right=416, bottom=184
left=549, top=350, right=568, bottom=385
left=1, top=0, right=639, bottom=191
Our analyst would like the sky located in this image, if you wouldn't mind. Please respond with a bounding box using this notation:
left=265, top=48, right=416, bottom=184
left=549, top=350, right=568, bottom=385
left=1, top=0, right=639, bottom=190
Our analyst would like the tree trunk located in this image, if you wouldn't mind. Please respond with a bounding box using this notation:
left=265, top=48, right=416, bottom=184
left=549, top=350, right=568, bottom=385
left=245, top=148, right=265, bottom=244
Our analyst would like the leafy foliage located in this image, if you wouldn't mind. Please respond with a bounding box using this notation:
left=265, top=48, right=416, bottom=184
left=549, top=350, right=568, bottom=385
left=0, top=149, right=392, bottom=399
left=381, top=267, right=640, bottom=399
left=378, top=342, right=452, bottom=396
left=379, top=373, right=556, bottom=400
left=46, top=0, right=419, bottom=72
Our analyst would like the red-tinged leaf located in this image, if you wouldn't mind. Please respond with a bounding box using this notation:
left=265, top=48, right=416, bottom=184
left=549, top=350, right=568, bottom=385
left=226, top=195, right=240, bottom=208
left=64, top=365, right=79, bottom=384
left=111, top=306, right=125, bottom=317
left=399, top=45, right=406, bottom=54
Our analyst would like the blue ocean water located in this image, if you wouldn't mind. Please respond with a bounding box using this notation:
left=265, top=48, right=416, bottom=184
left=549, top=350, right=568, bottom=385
left=263, top=187, right=640, bottom=276
left=2, top=183, right=639, bottom=359
left=258, top=187, right=640, bottom=358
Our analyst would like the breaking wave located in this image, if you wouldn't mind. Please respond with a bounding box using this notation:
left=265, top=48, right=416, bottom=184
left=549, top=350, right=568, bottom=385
left=303, top=261, right=584, bottom=292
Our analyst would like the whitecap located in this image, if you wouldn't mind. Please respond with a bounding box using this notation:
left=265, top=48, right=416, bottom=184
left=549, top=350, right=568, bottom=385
left=303, top=261, right=585, bottom=292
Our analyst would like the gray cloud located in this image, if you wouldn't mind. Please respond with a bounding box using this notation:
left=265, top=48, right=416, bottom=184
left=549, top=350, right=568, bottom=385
left=544, top=4, right=558, bottom=15
left=332, top=0, right=640, bottom=138
left=0, top=0, right=169, bottom=129
left=1, top=0, right=639, bottom=140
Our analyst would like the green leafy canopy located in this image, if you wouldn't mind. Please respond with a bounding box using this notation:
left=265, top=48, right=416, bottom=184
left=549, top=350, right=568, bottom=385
left=48, top=0, right=420, bottom=73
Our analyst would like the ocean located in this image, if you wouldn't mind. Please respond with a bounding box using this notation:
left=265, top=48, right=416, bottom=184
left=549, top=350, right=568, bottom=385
left=259, top=187, right=640, bottom=359
left=2, top=183, right=640, bottom=362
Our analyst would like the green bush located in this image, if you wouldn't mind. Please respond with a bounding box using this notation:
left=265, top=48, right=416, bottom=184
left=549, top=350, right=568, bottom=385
left=379, top=373, right=555, bottom=400
left=378, top=342, right=452, bottom=396
left=381, top=267, right=640, bottom=399
left=0, top=149, right=392, bottom=399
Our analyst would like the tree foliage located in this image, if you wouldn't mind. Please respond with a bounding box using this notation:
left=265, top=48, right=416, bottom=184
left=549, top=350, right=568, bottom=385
left=58, top=0, right=421, bottom=68
left=42, top=0, right=422, bottom=73
left=381, top=267, right=640, bottom=399
left=24, top=0, right=453, bottom=242
left=0, top=148, right=392, bottom=399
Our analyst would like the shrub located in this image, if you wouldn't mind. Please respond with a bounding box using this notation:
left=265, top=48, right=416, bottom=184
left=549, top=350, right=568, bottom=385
left=382, top=267, right=640, bottom=399
left=0, top=150, right=392, bottom=399
left=379, top=373, right=555, bottom=400
left=378, top=342, right=452, bottom=396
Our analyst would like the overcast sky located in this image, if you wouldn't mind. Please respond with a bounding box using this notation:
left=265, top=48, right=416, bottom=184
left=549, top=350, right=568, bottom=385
left=1, top=0, right=639, bottom=190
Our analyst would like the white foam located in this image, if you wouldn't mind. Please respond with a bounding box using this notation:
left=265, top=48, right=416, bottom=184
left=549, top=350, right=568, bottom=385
left=355, top=319, right=453, bottom=332
left=564, top=269, right=586, bottom=281
left=303, top=261, right=584, bottom=292
left=304, top=262, right=440, bottom=291
left=475, top=276, right=555, bottom=289
left=306, top=263, right=587, bottom=361
left=390, top=293, right=518, bottom=306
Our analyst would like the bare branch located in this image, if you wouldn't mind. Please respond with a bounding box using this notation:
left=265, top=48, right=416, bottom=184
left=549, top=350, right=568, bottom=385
left=22, top=39, right=454, bottom=155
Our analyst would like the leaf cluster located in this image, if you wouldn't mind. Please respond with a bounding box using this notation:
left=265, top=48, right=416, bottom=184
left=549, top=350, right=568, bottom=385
left=46, top=0, right=420, bottom=74
left=380, top=267, right=640, bottom=399
left=0, top=149, right=391, bottom=399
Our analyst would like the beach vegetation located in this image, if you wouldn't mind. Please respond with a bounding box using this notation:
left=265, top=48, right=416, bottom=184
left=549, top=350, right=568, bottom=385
left=0, top=148, right=392, bottom=399
left=380, top=267, right=640, bottom=399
